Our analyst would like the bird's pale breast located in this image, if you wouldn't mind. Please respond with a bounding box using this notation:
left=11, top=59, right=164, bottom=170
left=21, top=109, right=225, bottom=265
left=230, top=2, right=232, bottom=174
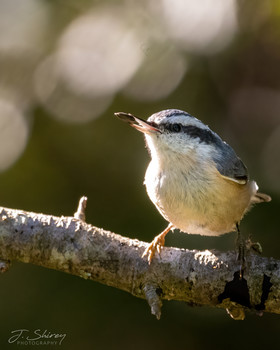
left=145, top=158, right=255, bottom=236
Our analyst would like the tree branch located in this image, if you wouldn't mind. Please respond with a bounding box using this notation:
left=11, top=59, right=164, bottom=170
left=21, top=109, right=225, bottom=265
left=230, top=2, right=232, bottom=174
left=0, top=200, right=279, bottom=320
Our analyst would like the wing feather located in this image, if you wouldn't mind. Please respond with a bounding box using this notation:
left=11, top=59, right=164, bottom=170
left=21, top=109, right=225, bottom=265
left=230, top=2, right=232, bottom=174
left=212, top=140, right=248, bottom=185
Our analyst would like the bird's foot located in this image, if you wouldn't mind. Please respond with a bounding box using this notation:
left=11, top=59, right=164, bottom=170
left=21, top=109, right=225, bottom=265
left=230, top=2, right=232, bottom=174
left=142, top=232, right=166, bottom=264
left=142, top=224, right=173, bottom=264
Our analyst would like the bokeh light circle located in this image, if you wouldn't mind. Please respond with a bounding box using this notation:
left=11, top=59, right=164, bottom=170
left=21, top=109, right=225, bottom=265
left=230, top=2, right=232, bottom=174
left=0, top=100, right=29, bottom=171
left=56, top=8, right=144, bottom=98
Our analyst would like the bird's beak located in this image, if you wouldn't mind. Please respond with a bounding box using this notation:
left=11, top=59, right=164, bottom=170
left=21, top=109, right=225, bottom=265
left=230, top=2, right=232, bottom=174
left=114, top=112, right=161, bottom=134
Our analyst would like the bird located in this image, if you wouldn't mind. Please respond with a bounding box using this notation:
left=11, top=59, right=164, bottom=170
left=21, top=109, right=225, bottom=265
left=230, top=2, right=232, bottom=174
left=115, top=109, right=271, bottom=266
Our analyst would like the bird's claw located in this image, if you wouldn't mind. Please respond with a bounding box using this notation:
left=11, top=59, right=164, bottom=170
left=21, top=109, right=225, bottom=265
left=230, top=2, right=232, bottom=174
left=142, top=233, right=166, bottom=264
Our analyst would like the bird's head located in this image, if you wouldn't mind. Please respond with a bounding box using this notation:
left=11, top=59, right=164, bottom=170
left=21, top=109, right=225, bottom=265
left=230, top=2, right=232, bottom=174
left=115, top=109, right=219, bottom=159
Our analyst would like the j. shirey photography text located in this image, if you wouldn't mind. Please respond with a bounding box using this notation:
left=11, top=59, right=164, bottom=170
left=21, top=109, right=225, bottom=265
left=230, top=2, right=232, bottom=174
left=8, top=329, right=66, bottom=346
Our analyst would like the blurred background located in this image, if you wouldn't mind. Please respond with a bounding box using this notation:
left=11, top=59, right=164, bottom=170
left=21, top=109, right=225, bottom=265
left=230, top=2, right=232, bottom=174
left=0, top=0, right=279, bottom=349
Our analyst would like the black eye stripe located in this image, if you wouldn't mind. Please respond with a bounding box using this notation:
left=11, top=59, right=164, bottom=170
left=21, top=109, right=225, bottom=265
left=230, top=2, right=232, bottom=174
left=162, top=123, right=221, bottom=145
left=182, top=125, right=220, bottom=144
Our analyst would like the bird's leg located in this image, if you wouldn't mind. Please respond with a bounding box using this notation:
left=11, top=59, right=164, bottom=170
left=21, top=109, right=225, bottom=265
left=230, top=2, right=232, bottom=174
left=236, top=223, right=245, bottom=278
left=142, top=223, right=174, bottom=264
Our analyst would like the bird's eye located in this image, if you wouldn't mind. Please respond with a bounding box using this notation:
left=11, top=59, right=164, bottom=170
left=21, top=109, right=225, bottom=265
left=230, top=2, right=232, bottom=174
left=171, top=123, right=182, bottom=133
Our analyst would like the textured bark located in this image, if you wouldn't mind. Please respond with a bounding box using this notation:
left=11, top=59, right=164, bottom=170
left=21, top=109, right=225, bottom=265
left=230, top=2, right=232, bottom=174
left=0, top=204, right=279, bottom=320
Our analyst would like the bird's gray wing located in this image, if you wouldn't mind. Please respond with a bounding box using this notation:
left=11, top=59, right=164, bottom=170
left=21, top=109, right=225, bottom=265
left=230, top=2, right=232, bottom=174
left=212, top=140, right=248, bottom=185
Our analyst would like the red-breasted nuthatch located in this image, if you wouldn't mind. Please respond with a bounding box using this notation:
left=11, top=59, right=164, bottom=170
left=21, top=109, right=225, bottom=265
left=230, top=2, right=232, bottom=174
left=115, top=109, right=271, bottom=264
